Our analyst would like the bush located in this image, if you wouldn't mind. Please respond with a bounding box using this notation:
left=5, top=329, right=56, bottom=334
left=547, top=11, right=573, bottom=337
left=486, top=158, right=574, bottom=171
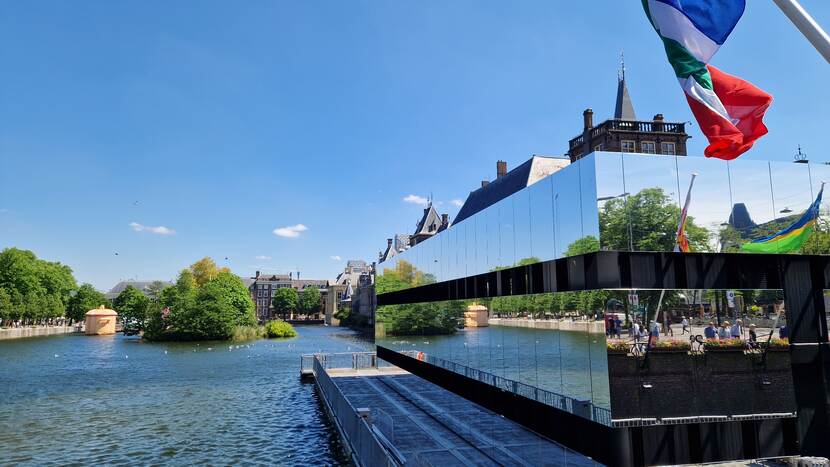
left=231, top=325, right=266, bottom=342
left=650, top=340, right=691, bottom=351
left=144, top=270, right=256, bottom=342
left=265, top=320, right=297, bottom=338
left=703, top=338, right=745, bottom=350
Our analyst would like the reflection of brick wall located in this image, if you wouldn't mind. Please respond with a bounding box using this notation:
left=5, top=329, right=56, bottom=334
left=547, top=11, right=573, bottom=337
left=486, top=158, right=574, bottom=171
left=608, top=350, right=795, bottom=420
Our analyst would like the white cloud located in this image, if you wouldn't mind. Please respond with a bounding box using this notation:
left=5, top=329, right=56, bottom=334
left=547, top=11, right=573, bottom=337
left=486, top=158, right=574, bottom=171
left=273, top=224, right=308, bottom=238
left=129, top=222, right=175, bottom=236
left=451, top=199, right=464, bottom=207
left=254, top=255, right=272, bottom=261
left=330, top=255, right=342, bottom=261
left=403, top=194, right=428, bottom=206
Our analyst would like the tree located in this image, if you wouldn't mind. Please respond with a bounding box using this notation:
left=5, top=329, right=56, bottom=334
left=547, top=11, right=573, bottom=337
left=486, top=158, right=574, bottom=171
left=599, top=188, right=709, bottom=252
left=178, top=279, right=239, bottom=340
left=0, top=288, right=11, bottom=325
left=272, top=287, right=298, bottom=320
left=66, top=284, right=107, bottom=322
left=299, top=287, right=322, bottom=317
left=206, top=272, right=256, bottom=326
left=0, top=248, right=79, bottom=324
left=565, top=236, right=601, bottom=257
left=113, top=285, right=150, bottom=331
left=145, top=281, right=169, bottom=301
left=188, top=257, right=231, bottom=287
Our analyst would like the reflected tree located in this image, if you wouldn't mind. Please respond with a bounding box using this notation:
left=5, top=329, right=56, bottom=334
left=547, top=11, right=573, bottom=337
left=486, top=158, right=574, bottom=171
left=599, top=188, right=709, bottom=252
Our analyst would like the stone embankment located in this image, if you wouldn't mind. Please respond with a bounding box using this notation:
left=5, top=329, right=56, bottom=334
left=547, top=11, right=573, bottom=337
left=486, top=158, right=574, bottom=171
left=0, top=325, right=78, bottom=340
left=488, top=318, right=605, bottom=333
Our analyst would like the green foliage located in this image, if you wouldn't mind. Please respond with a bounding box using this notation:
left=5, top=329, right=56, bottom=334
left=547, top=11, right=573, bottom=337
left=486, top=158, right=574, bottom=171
left=599, top=188, right=709, bottom=252
left=264, top=320, right=297, bottom=338
left=189, top=257, right=231, bottom=287
left=564, top=236, right=601, bottom=257
left=0, top=248, right=78, bottom=323
left=113, top=285, right=151, bottom=331
left=0, top=288, right=11, bottom=322
left=378, top=300, right=463, bottom=336
left=207, top=272, right=256, bottom=326
left=298, top=286, right=322, bottom=316
left=376, top=260, right=436, bottom=294
left=145, top=268, right=255, bottom=341
left=232, top=325, right=266, bottom=341
left=272, top=287, right=298, bottom=319
left=145, top=281, right=169, bottom=300
left=66, top=284, right=108, bottom=322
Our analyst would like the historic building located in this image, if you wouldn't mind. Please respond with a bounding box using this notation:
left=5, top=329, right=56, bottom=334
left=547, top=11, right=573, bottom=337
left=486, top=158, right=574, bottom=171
left=566, top=67, right=689, bottom=162
left=105, top=280, right=173, bottom=300
left=248, top=271, right=328, bottom=321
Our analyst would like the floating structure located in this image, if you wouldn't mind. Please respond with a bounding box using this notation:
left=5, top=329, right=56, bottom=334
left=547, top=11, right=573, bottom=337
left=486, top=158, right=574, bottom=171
left=84, top=305, right=117, bottom=335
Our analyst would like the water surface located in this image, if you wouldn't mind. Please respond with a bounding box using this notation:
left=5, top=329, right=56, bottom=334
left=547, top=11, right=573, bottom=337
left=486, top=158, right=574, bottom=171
left=0, top=326, right=370, bottom=466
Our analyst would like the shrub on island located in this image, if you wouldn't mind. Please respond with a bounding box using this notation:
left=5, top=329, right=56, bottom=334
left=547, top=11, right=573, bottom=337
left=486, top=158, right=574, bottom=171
left=144, top=263, right=257, bottom=342
left=265, top=320, right=297, bottom=338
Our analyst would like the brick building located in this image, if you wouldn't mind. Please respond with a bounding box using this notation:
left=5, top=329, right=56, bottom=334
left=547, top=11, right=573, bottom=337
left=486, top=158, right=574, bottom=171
left=566, top=67, right=689, bottom=162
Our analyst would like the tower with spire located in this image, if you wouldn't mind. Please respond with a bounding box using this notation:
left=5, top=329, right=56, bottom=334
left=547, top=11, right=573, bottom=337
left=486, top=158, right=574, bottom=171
left=566, top=55, right=690, bottom=162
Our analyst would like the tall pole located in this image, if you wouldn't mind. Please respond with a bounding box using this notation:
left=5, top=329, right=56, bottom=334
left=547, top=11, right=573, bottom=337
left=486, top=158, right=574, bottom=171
left=772, top=0, right=830, bottom=64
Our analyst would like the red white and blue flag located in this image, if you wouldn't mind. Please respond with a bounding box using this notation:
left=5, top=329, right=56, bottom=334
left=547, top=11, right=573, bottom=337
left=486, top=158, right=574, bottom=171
left=643, top=0, right=772, bottom=160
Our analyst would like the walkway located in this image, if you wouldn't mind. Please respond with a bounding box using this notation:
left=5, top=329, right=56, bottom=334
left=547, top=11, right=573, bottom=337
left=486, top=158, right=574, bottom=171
left=330, top=370, right=597, bottom=466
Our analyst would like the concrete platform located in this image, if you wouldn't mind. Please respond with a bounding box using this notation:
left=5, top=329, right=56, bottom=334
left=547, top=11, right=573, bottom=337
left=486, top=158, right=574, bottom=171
left=330, top=369, right=597, bottom=466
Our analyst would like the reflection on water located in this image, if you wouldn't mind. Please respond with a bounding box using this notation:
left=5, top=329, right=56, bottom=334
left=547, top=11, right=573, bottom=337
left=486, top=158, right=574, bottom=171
left=0, top=327, right=370, bottom=466
left=378, top=325, right=610, bottom=409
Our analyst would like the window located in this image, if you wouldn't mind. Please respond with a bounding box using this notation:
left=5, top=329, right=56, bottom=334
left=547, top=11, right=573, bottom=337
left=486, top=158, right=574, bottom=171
left=621, top=140, right=635, bottom=153
left=641, top=141, right=656, bottom=154
left=661, top=142, right=676, bottom=155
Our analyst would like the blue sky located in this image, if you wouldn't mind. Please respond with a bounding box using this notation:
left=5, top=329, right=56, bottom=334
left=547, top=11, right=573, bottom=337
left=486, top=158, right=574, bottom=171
left=1, top=1, right=828, bottom=290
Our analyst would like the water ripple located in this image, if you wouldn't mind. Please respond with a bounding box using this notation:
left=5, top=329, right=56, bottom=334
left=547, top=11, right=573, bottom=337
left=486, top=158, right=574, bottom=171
left=0, top=327, right=368, bottom=466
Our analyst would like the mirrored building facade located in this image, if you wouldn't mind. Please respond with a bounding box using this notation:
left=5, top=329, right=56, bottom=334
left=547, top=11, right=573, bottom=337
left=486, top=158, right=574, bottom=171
left=375, top=151, right=830, bottom=465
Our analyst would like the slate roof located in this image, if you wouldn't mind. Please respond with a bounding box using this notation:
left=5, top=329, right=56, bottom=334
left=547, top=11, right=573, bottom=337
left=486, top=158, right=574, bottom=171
left=453, top=156, right=569, bottom=226
left=413, top=204, right=443, bottom=236
left=105, top=280, right=173, bottom=299
left=614, top=76, right=636, bottom=120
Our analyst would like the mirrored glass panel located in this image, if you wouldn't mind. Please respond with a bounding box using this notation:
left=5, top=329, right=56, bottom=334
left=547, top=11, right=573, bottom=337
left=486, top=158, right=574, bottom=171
left=376, top=292, right=611, bottom=424
left=605, top=288, right=795, bottom=422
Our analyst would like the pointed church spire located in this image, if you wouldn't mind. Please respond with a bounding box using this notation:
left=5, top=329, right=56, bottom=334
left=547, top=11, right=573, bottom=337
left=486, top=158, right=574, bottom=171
left=614, top=51, right=637, bottom=121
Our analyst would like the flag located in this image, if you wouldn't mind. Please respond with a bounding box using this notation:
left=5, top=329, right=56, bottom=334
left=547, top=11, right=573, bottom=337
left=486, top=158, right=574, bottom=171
left=675, top=173, right=698, bottom=252
left=741, top=185, right=824, bottom=253
left=643, top=0, right=772, bottom=160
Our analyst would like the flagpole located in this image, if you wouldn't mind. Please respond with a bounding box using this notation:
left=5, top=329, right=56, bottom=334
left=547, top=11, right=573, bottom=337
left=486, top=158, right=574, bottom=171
left=772, top=0, right=830, bottom=64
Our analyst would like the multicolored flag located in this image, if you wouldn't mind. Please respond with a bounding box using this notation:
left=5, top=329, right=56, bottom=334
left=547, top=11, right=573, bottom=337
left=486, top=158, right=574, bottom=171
left=675, top=173, right=698, bottom=252
left=642, top=0, right=773, bottom=160
left=740, top=184, right=824, bottom=253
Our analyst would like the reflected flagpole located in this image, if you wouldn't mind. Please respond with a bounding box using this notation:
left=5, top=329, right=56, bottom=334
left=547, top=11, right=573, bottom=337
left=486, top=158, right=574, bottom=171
left=772, top=0, right=830, bottom=64
left=675, top=173, right=698, bottom=253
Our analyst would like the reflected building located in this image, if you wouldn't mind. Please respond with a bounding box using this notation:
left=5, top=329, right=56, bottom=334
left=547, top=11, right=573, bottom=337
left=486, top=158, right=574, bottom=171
left=374, top=149, right=830, bottom=464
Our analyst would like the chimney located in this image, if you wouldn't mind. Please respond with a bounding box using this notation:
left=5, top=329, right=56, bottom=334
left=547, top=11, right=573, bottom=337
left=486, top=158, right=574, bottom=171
left=441, top=213, right=449, bottom=225
left=653, top=114, right=664, bottom=121
left=255, top=271, right=260, bottom=278
left=387, top=238, right=393, bottom=248
left=290, top=272, right=293, bottom=280
left=583, top=108, right=594, bottom=130
left=481, top=180, right=489, bottom=189
left=496, top=160, right=507, bottom=178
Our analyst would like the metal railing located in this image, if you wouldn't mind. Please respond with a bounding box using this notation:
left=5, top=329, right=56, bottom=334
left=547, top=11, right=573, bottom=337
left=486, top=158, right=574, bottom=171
left=312, top=355, right=403, bottom=467
left=418, top=352, right=613, bottom=426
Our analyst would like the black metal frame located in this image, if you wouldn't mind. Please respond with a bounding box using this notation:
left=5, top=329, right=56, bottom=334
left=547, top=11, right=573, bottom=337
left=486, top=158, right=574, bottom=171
left=376, top=251, right=830, bottom=465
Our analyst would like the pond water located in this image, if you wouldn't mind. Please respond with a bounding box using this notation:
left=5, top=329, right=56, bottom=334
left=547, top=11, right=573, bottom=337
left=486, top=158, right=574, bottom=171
left=0, top=326, right=371, bottom=466
left=377, top=325, right=610, bottom=409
